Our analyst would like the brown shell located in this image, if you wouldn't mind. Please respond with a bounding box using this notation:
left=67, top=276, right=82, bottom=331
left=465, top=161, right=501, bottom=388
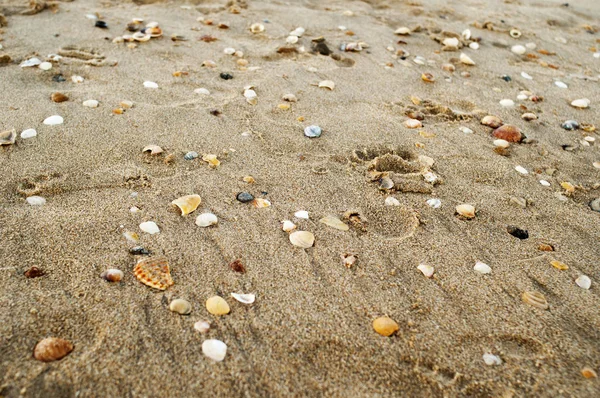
left=33, top=337, right=74, bottom=362
left=493, top=125, right=523, bottom=143
left=133, top=256, right=174, bottom=290
left=51, top=92, right=69, bottom=103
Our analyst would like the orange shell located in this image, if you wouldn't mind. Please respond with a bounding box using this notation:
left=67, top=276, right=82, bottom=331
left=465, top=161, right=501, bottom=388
left=134, top=256, right=174, bottom=290
left=33, top=337, right=74, bottom=362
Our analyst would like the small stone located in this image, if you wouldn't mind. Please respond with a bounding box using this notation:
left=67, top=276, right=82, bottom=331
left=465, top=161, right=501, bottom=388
left=202, top=339, right=227, bottom=362
left=507, top=225, right=528, bottom=239
left=170, top=299, right=192, bottom=315
left=129, top=246, right=151, bottom=255
left=39, top=62, right=52, bottom=71
left=515, top=165, right=528, bottom=175
left=43, top=115, right=63, bottom=125
left=589, top=198, right=600, bottom=212
left=21, top=129, right=37, bottom=139
left=143, top=81, right=158, bottom=89
left=372, top=316, right=399, bottom=336
left=220, top=72, right=233, bottom=80
left=571, top=98, right=590, bottom=109
left=581, top=367, right=598, bottom=379
left=282, top=220, right=297, bottom=232
left=509, top=196, right=527, bottom=208
left=481, top=115, right=503, bottom=128
left=139, top=221, right=160, bottom=234
left=304, top=125, right=322, bottom=138
left=26, top=196, right=46, bottom=206
left=575, top=275, right=592, bottom=289
left=501, top=75, right=511, bottom=82
left=236, top=192, right=254, bottom=203
left=385, top=197, right=400, bottom=206
left=483, top=354, right=502, bottom=366
left=405, top=119, right=422, bottom=128
left=417, top=264, right=434, bottom=278
left=283, top=94, right=297, bottom=102
left=206, top=296, right=230, bottom=315
left=456, top=204, right=475, bottom=219
left=51, top=92, right=68, bottom=103
left=511, top=45, right=526, bottom=55
left=82, top=99, right=99, bottom=108
left=561, top=120, right=579, bottom=130
left=493, top=125, right=522, bottom=142
left=95, top=20, right=108, bottom=29
left=474, top=261, right=491, bottom=274
left=184, top=151, right=198, bottom=160
left=521, top=113, right=537, bottom=121
left=195, top=213, right=218, bottom=227
left=24, top=267, right=45, bottom=278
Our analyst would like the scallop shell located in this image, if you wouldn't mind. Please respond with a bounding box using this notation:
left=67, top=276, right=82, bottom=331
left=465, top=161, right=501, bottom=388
left=133, top=256, right=174, bottom=290
left=373, top=316, right=399, bottom=336
left=169, top=298, right=192, bottom=315
left=319, top=216, right=349, bottom=231
left=202, top=339, right=227, bottom=361
left=206, top=296, right=230, bottom=315
left=522, top=291, right=548, bottom=310
left=456, top=204, right=476, bottom=219
left=142, top=145, right=163, bottom=155
left=289, top=231, right=315, bottom=248
left=0, top=129, right=16, bottom=146
left=171, top=194, right=201, bottom=216
left=33, top=337, right=74, bottom=362
left=318, top=80, right=335, bottom=90
left=230, top=293, right=255, bottom=304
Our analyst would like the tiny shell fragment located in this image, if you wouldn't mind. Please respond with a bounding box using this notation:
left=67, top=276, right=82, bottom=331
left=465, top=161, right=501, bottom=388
left=142, top=145, right=163, bottom=155
left=550, top=260, right=568, bottom=270
left=195, top=213, right=218, bottom=227
left=522, top=291, right=549, bottom=310
left=483, top=353, right=502, bottom=366
left=318, top=80, right=335, bottom=90
left=231, top=293, right=255, bottom=304
left=456, top=204, right=475, bottom=219
left=252, top=198, right=271, bottom=208
left=319, top=216, right=349, bottom=231
left=194, top=321, right=211, bottom=333
left=171, top=194, right=201, bottom=216
left=33, top=337, right=74, bottom=362
left=133, top=256, right=174, bottom=290
left=373, top=316, right=399, bottom=336
left=282, top=220, right=297, bottom=232
left=417, top=263, right=434, bottom=278
left=206, top=296, right=230, bottom=315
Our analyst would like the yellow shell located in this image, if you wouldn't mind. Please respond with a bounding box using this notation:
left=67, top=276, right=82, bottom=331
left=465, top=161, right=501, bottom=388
left=133, top=256, right=174, bottom=290
left=206, top=296, right=230, bottom=315
left=522, top=291, right=549, bottom=310
left=171, top=194, right=201, bottom=216
left=550, top=260, right=568, bottom=270
left=202, top=154, right=220, bottom=168
left=560, top=181, right=575, bottom=193
left=33, top=337, right=74, bottom=362
left=252, top=198, right=271, bottom=208
left=373, top=316, right=399, bottom=336
left=581, top=367, right=598, bottom=379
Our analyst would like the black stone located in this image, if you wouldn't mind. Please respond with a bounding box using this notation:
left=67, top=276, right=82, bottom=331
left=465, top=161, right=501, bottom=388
left=129, top=246, right=151, bottom=255
left=52, top=74, right=66, bottom=82
left=220, top=72, right=233, bottom=80
left=507, top=226, right=528, bottom=240
left=236, top=192, right=254, bottom=203
left=313, top=42, right=332, bottom=56
left=501, top=75, right=511, bottom=82
left=95, top=20, right=108, bottom=29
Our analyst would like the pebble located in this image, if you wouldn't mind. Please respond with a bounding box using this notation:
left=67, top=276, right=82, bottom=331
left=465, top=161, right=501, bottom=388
left=139, top=221, right=160, bottom=234
left=184, top=151, right=198, bottom=160
left=469, top=42, right=479, bottom=50
left=202, top=339, right=227, bottom=362
left=51, top=92, right=69, bottom=102
left=427, top=198, right=441, bottom=208
left=483, top=353, right=502, bottom=366
left=304, top=125, right=322, bottom=138
left=571, top=98, right=590, bottom=109
left=521, top=113, right=537, bottom=121
left=143, top=81, right=159, bottom=89
left=289, top=231, right=315, bottom=248
left=129, top=246, right=150, bottom=255
left=555, top=81, right=568, bottom=89
left=230, top=293, right=255, bottom=304
left=507, top=226, right=528, bottom=239
left=561, top=120, right=579, bottom=130
left=460, top=126, right=473, bottom=134
left=575, top=275, right=592, bottom=289
left=194, top=88, right=210, bottom=95
left=405, top=119, right=422, bottom=128
left=194, top=321, right=210, bottom=333
left=474, top=261, right=491, bottom=274
left=456, top=204, right=475, bottom=219
left=43, top=115, right=63, bottom=125
left=385, top=197, right=400, bottom=206
left=82, top=99, right=99, bottom=108
left=95, top=20, right=108, bottom=29
left=195, top=213, right=218, bottom=227
left=169, top=299, right=192, bottom=315
left=582, top=368, right=598, bottom=379
left=220, top=72, right=233, bottom=80
left=21, top=129, right=37, bottom=139
left=101, top=269, right=124, bottom=282
left=417, top=264, right=435, bottom=278
left=283, top=94, right=297, bottom=102
left=589, top=198, right=600, bottom=212
left=499, top=99, right=514, bottom=107
left=236, top=192, right=254, bottom=203
left=26, top=196, right=46, bottom=206
left=511, top=45, right=526, bottom=55
left=206, top=296, right=230, bottom=315
left=515, top=165, right=528, bottom=175
left=39, top=62, right=53, bottom=71
left=372, top=316, right=399, bottom=337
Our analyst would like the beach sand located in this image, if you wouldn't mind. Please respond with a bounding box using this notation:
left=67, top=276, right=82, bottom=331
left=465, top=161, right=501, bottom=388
left=1, top=0, right=599, bottom=396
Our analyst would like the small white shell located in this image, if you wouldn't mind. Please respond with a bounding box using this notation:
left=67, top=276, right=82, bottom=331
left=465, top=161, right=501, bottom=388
left=469, top=42, right=479, bottom=50
left=461, top=29, right=471, bottom=40
left=539, top=180, right=551, bottom=187
left=43, top=115, right=63, bottom=125
left=289, top=231, right=315, bottom=248
left=230, top=293, right=255, bottom=304
left=195, top=88, right=210, bottom=95
left=427, top=198, right=441, bottom=208
left=143, top=81, right=159, bottom=89
left=21, top=129, right=37, bottom=139
left=575, top=275, right=591, bottom=289
left=394, top=27, right=411, bottom=35
left=250, top=23, right=265, bottom=33
left=515, top=165, right=528, bottom=175
left=286, top=36, right=299, bottom=44
left=202, top=339, right=227, bottom=361
left=385, top=197, right=400, bottom=206
left=195, top=213, right=218, bottom=227
left=483, top=353, right=502, bottom=366
left=442, top=37, right=459, bottom=48
left=142, top=145, right=163, bottom=155
left=493, top=139, right=510, bottom=148
left=474, top=261, right=491, bottom=274
left=194, top=321, right=210, bottom=333
left=71, top=75, right=84, bottom=83
left=456, top=204, right=475, bottom=219
left=521, top=72, right=533, bottom=80
left=405, top=119, right=422, bottom=128
left=555, top=81, right=568, bottom=89
left=571, top=98, right=590, bottom=109
left=139, top=221, right=160, bottom=234
left=417, top=263, right=434, bottom=278
left=511, top=45, right=526, bottom=55
left=243, top=89, right=257, bottom=99
left=101, top=269, right=124, bottom=282
left=223, top=47, right=236, bottom=55
left=294, top=210, right=309, bottom=219
left=499, top=99, right=514, bottom=107
left=169, top=299, right=192, bottom=315
left=282, top=220, right=297, bottom=232
left=39, top=62, right=53, bottom=71
left=26, top=196, right=46, bottom=206
left=82, top=99, right=99, bottom=108
left=460, top=53, right=475, bottom=65
left=290, top=27, right=305, bottom=37
left=318, top=80, right=335, bottom=90
left=20, top=57, right=42, bottom=67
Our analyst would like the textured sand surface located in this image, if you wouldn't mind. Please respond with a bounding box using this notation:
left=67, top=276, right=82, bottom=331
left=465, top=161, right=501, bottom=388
left=1, top=0, right=599, bottom=396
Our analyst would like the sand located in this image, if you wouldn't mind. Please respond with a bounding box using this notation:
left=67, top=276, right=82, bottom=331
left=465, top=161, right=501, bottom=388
left=1, top=0, right=599, bottom=396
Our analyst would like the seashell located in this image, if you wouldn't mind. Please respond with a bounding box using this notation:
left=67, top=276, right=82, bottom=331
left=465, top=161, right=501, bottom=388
left=459, top=53, right=475, bottom=65
left=319, top=216, right=349, bottom=231
left=550, top=260, right=568, bottom=270
left=441, top=63, right=456, bottom=72
left=394, top=27, right=411, bottom=35
left=421, top=72, right=435, bottom=82
left=538, top=243, right=555, bottom=252
left=442, top=37, right=459, bottom=48
left=522, top=291, right=548, bottom=309
left=462, top=29, right=471, bottom=40
left=511, top=45, right=526, bottom=55
left=456, top=204, right=475, bottom=219
left=170, top=298, right=192, bottom=315
left=195, top=88, right=210, bottom=95
left=481, top=115, right=503, bottom=128
left=134, top=256, right=174, bottom=290
left=101, top=269, right=123, bottom=282
left=515, top=165, right=528, bottom=175
left=474, top=261, right=491, bottom=274
left=26, top=196, right=46, bottom=206
left=290, top=27, right=305, bottom=37
left=229, top=259, right=246, bottom=273
left=373, top=316, right=399, bottom=336
left=286, top=35, right=299, bottom=44
left=147, top=27, right=162, bottom=37
left=236, top=192, right=254, bottom=203
left=51, top=92, right=69, bottom=103
left=43, top=115, right=63, bottom=125
left=20, top=57, right=42, bottom=67
left=142, top=145, right=163, bottom=155
left=590, top=198, right=600, bottom=212
left=133, top=32, right=151, bottom=42
left=539, top=180, right=550, bottom=187
left=252, top=198, right=271, bottom=208
left=71, top=75, right=84, bottom=83
left=427, top=198, right=441, bottom=208
left=341, top=253, right=357, bottom=268
left=144, top=81, right=158, bottom=89
left=576, top=275, right=591, bottom=289
left=417, top=263, right=434, bottom=278
left=123, top=231, right=139, bottom=243
left=243, top=89, right=257, bottom=99
left=33, top=337, right=74, bottom=362
left=194, top=320, right=211, bottom=333
left=282, top=220, right=297, bottom=232
left=379, top=177, right=394, bottom=190
left=385, top=196, right=400, bottom=206
left=571, top=98, right=590, bottom=109
left=113, top=108, right=124, bottom=114
left=509, top=29, right=521, bottom=38
left=243, top=176, right=256, bottom=184
left=493, top=125, right=522, bottom=142
left=82, top=99, right=99, bottom=108
left=21, top=129, right=37, bottom=139
left=294, top=210, right=309, bottom=219
left=202, top=154, right=220, bottom=168
left=581, top=367, right=598, bottom=379
left=206, top=296, right=230, bottom=315
left=0, top=129, right=16, bottom=146
left=521, top=71, right=533, bottom=80
left=469, top=42, right=479, bottom=50
left=231, top=293, right=255, bottom=304
left=278, top=103, right=290, bottom=110
left=493, top=139, right=510, bottom=148
left=283, top=94, right=297, bottom=102
left=195, top=213, right=218, bottom=227
left=184, top=151, right=198, bottom=160
left=289, top=231, right=315, bottom=248
left=521, top=113, right=537, bottom=121
left=304, top=125, right=322, bottom=138
left=560, top=181, right=575, bottom=193
left=318, top=80, right=335, bottom=90
left=139, top=221, right=160, bottom=234
left=555, top=81, right=568, bottom=89
left=171, top=194, right=201, bottom=216
left=405, top=119, right=422, bottom=129
left=483, top=353, right=502, bottom=366
left=499, top=99, right=514, bottom=107
left=202, top=339, right=227, bottom=361
left=594, top=162, right=600, bottom=169
left=250, top=23, right=265, bottom=33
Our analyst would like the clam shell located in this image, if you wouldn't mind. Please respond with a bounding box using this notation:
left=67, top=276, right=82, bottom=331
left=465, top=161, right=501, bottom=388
left=456, top=204, right=475, bottom=219
left=372, top=316, right=399, bottom=336
left=82, top=99, right=99, bottom=108
left=571, top=98, right=590, bottom=109
left=522, top=291, right=548, bottom=309
left=171, top=194, right=201, bottom=216
left=417, top=263, right=434, bottom=278
left=318, top=80, right=335, bottom=90
left=133, top=32, right=151, bottom=42
left=139, top=221, right=160, bottom=234
left=319, top=216, right=349, bottom=231
left=474, top=261, right=491, bottom=274
left=576, top=275, right=591, bottom=289
left=21, top=129, right=37, bottom=139
left=195, top=213, right=218, bottom=227
left=33, top=337, right=74, bottom=362
left=169, top=298, right=192, bottom=315
left=206, top=296, right=230, bottom=315
left=230, top=293, right=255, bottom=304
left=289, top=231, right=315, bottom=248
left=133, top=256, right=174, bottom=290
left=493, top=125, right=522, bottom=142
left=0, top=129, right=16, bottom=146
left=202, top=339, right=227, bottom=361
left=142, top=145, right=163, bottom=155
left=101, top=269, right=124, bottom=282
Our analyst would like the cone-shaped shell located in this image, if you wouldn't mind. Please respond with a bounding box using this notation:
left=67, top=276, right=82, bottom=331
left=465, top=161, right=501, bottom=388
left=33, top=337, right=74, bottom=362
left=171, top=194, right=201, bottom=216
left=133, top=256, right=174, bottom=290
left=289, top=231, right=315, bottom=248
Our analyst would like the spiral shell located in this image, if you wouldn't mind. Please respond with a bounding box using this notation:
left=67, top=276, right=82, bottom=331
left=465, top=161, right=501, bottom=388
left=33, top=337, right=74, bottom=362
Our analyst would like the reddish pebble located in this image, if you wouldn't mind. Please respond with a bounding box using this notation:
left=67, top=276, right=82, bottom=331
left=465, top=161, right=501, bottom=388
left=493, top=125, right=523, bottom=142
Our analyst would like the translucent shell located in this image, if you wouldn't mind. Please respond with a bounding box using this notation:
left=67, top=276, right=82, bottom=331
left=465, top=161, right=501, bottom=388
left=522, top=291, right=549, bottom=310
left=133, top=256, right=174, bottom=290
left=171, top=194, right=201, bottom=216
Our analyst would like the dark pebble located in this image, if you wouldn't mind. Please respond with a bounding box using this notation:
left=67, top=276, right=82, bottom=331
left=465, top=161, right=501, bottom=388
left=52, top=74, right=66, bottom=82
left=129, top=246, right=151, bottom=255
left=24, top=267, right=46, bottom=278
left=507, top=226, right=529, bottom=239
left=220, top=72, right=233, bottom=80
left=236, top=192, right=254, bottom=203
left=501, top=75, right=512, bottom=82
left=561, top=120, right=579, bottom=130
left=229, top=259, right=246, bottom=273
left=95, top=20, right=108, bottom=29
left=184, top=151, right=198, bottom=160
left=313, top=42, right=332, bottom=56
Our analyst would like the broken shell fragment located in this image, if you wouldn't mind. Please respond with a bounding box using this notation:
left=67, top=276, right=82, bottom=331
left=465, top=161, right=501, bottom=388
left=582, top=367, right=598, bottom=379
left=171, top=194, right=201, bottom=216
left=206, top=296, right=230, bottom=315
left=194, top=321, right=210, bottom=333
left=101, top=269, right=124, bottom=282
left=522, top=291, right=549, bottom=310
left=456, top=204, right=476, bottom=219
left=405, top=119, right=422, bottom=129
left=134, top=256, right=174, bottom=290
left=417, top=263, right=434, bottom=278
left=202, top=339, right=227, bottom=361
left=318, top=80, right=335, bottom=90
left=195, top=213, right=218, bottom=227
left=483, top=353, right=503, bottom=366
left=373, top=316, right=399, bottom=336
left=250, top=23, right=265, bottom=33
left=474, top=262, right=491, bottom=274
left=231, top=293, right=255, bottom=304
left=43, top=115, right=63, bottom=126
left=0, top=129, right=16, bottom=146
left=169, top=299, right=192, bottom=315
left=252, top=198, right=271, bottom=208
left=341, top=253, right=357, bottom=268
left=394, top=27, right=411, bottom=35
left=33, top=337, right=74, bottom=362
left=142, top=145, right=164, bottom=155
left=319, top=216, right=349, bottom=231
left=550, top=260, right=568, bottom=270
left=289, top=231, right=315, bottom=248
